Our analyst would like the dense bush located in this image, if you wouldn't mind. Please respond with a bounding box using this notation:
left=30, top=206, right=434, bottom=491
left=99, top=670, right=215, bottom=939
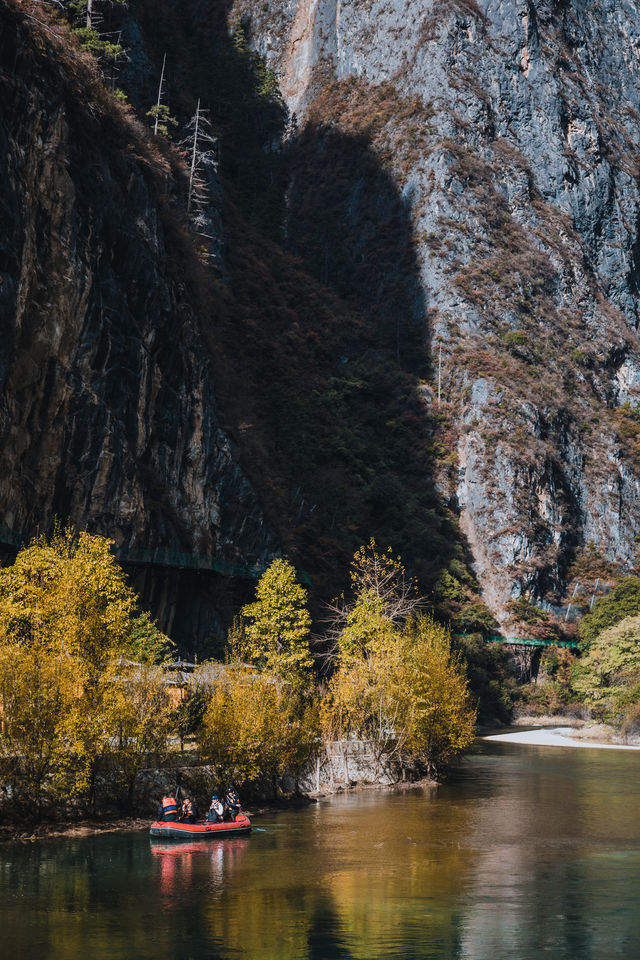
left=456, top=634, right=516, bottom=724
left=572, top=615, right=640, bottom=725
left=516, top=646, right=582, bottom=718
left=579, top=578, right=640, bottom=648
left=198, top=669, right=319, bottom=788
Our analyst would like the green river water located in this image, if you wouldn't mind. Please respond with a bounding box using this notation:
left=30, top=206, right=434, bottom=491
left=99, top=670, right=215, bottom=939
left=1, top=738, right=639, bottom=959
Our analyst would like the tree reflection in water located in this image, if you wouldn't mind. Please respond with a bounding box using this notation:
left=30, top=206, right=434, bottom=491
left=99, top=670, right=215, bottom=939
left=2, top=746, right=640, bottom=959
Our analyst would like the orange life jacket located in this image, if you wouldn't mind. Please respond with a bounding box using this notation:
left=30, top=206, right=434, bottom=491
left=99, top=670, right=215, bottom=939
left=161, top=796, right=178, bottom=821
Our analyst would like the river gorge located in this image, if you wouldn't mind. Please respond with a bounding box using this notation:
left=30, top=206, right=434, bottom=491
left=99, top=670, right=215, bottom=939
left=2, top=738, right=638, bottom=959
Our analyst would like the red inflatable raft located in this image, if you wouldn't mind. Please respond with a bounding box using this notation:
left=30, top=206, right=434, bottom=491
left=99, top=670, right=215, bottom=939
left=150, top=813, right=251, bottom=840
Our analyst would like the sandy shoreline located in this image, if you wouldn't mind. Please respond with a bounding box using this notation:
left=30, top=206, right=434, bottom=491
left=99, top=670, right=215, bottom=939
left=483, top=727, right=640, bottom=751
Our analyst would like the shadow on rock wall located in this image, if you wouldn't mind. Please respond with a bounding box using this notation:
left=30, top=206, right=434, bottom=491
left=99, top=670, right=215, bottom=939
left=135, top=0, right=465, bottom=600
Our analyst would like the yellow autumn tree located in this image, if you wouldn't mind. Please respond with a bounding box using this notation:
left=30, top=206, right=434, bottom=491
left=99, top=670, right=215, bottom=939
left=0, top=526, right=173, bottom=812
left=324, top=540, right=423, bottom=663
left=198, top=667, right=319, bottom=789
left=0, top=643, right=77, bottom=817
left=323, top=542, right=476, bottom=774
left=394, top=617, right=476, bottom=768
left=238, top=558, right=314, bottom=691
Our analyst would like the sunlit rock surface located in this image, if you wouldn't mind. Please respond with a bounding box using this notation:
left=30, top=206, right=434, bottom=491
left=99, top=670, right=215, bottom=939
left=238, top=0, right=640, bottom=620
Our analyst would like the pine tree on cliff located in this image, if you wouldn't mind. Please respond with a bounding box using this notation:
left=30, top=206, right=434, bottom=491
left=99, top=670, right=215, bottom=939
left=68, top=0, right=126, bottom=66
left=147, top=53, right=178, bottom=137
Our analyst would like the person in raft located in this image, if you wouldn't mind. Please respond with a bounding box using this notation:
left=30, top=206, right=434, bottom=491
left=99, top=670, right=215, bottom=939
left=224, top=786, right=240, bottom=822
left=208, top=795, right=225, bottom=822
left=158, top=795, right=179, bottom=822
left=180, top=797, right=196, bottom=823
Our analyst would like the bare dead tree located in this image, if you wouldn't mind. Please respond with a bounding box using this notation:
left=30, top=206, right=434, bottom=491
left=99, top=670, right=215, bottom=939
left=153, top=52, right=166, bottom=137
left=181, top=100, right=219, bottom=250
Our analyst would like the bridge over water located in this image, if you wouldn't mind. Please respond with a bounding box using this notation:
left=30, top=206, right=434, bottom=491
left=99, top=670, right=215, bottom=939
left=456, top=633, right=579, bottom=682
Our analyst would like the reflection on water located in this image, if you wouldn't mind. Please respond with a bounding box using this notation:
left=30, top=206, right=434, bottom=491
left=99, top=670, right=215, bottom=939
left=1, top=741, right=639, bottom=959
left=151, top=838, right=250, bottom=903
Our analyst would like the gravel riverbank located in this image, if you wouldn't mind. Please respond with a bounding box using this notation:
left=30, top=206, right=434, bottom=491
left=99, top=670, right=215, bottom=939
left=484, top=727, right=640, bottom=750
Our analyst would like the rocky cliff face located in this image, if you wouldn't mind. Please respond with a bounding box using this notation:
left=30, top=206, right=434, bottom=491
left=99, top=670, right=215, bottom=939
left=0, top=3, right=275, bottom=642
left=234, top=0, right=640, bottom=621
left=5, top=0, right=640, bottom=637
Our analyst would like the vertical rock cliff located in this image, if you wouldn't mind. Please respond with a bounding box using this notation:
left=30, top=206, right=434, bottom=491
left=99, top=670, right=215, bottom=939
left=5, top=0, right=640, bottom=636
left=234, top=0, right=640, bottom=622
left=0, top=2, right=275, bottom=642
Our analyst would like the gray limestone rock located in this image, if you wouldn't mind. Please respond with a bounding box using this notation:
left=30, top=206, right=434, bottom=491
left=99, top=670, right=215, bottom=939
left=236, top=0, right=640, bottom=622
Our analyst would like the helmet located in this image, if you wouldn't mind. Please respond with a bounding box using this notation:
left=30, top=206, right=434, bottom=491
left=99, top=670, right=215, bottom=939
left=212, top=795, right=218, bottom=800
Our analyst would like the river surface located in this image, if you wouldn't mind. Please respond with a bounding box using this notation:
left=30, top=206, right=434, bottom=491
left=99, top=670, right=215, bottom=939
left=1, top=739, right=639, bottom=959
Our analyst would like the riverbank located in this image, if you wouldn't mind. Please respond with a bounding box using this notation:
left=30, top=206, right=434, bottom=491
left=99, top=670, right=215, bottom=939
left=484, top=725, right=640, bottom=750
left=513, top=712, right=640, bottom=745
left=0, top=818, right=151, bottom=843
left=0, top=776, right=440, bottom=843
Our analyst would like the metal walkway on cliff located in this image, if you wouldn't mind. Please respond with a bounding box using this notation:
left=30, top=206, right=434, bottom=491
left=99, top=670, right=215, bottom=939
left=456, top=634, right=579, bottom=649
left=0, top=525, right=312, bottom=585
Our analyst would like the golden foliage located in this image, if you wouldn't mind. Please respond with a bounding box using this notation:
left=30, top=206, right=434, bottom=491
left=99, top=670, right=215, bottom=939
left=198, top=668, right=319, bottom=787
left=324, top=605, right=476, bottom=772
left=0, top=527, right=173, bottom=812
left=239, top=558, right=314, bottom=691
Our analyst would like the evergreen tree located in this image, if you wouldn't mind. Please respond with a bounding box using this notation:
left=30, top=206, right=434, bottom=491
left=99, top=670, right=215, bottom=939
left=66, top=0, right=127, bottom=68
left=147, top=53, right=178, bottom=137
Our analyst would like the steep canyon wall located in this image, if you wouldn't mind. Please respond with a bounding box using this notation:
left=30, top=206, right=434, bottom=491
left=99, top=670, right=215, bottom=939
left=236, top=0, right=640, bottom=620
left=0, top=3, right=275, bottom=643
left=4, top=0, right=640, bottom=638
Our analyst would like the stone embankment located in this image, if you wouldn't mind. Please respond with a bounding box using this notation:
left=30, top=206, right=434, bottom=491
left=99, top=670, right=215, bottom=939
left=138, top=740, right=409, bottom=812
left=0, top=739, right=416, bottom=841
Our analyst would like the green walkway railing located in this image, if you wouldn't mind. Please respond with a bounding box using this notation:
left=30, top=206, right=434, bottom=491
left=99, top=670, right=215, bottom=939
left=0, top=525, right=312, bottom=585
left=486, top=635, right=578, bottom=649
left=0, top=525, right=22, bottom=549
left=456, top=633, right=578, bottom=650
